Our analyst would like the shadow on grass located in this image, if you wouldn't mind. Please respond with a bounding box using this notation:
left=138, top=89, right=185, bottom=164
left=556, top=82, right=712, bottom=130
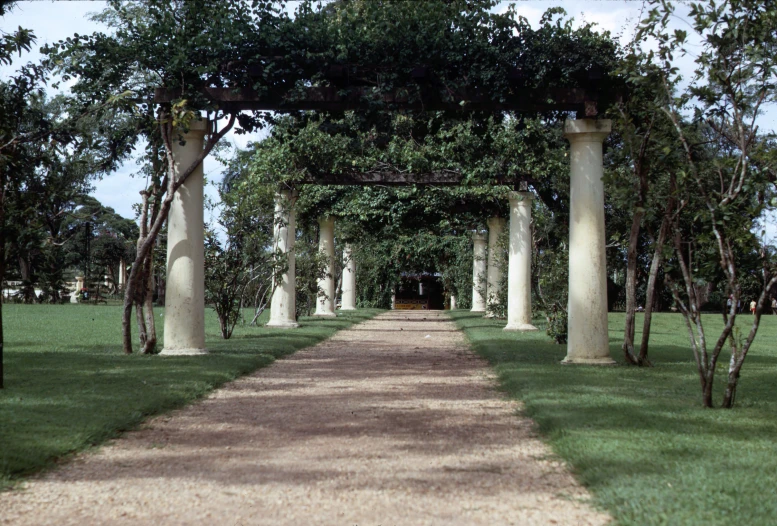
left=2, top=312, right=553, bottom=503
left=449, top=309, right=777, bottom=525
left=0, top=306, right=383, bottom=490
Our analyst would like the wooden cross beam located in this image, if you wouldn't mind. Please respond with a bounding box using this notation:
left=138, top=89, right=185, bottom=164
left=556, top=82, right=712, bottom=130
left=297, top=172, right=533, bottom=186
left=155, top=86, right=603, bottom=116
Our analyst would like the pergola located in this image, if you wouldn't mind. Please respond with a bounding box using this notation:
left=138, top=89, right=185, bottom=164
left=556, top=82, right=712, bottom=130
left=155, top=65, right=619, bottom=365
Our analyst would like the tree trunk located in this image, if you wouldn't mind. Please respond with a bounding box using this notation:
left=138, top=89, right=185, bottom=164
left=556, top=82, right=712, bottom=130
left=121, top=112, right=235, bottom=354
left=141, top=252, right=157, bottom=354
left=135, top=295, right=147, bottom=347
left=721, top=359, right=738, bottom=408
left=622, top=209, right=644, bottom=364
left=218, top=314, right=228, bottom=339
left=638, top=214, right=670, bottom=363
left=155, top=273, right=165, bottom=306
left=702, top=373, right=714, bottom=408
left=18, top=255, right=35, bottom=304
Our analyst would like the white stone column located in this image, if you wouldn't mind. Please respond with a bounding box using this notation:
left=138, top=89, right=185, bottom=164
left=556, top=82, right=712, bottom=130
left=315, top=216, right=337, bottom=317
left=267, top=189, right=299, bottom=328
left=504, top=192, right=538, bottom=331
left=118, top=260, right=126, bottom=290
left=71, top=276, right=84, bottom=303
left=471, top=232, right=487, bottom=312
left=563, top=119, right=614, bottom=364
left=486, top=217, right=506, bottom=316
left=341, top=243, right=356, bottom=310
left=450, top=295, right=457, bottom=310
left=391, top=293, right=396, bottom=310
left=162, top=119, right=208, bottom=355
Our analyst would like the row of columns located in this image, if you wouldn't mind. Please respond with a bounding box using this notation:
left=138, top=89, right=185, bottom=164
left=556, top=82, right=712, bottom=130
left=266, top=199, right=354, bottom=327
left=267, top=189, right=299, bottom=328
left=160, top=118, right=613, bottom=364
left=468, top=119, right=613, bottom=364
left=471, top=192, right=535, bottom=330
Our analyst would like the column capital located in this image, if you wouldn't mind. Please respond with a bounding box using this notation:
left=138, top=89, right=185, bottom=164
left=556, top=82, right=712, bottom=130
left=318, top=215, right=335, bottom=227
left=472, top=231, right=487, bottom=242
left=175, top=118, right=209, bottom=140
left=276, top=188, right=299, bottom=208
left=487, top=217, right=506, bottom=229
left=563, top=119, right=612, bottom=143
left=508, top=191, right=533, bottom=204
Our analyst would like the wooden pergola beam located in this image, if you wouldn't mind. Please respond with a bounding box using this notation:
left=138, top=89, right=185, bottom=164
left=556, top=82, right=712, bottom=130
left=298, top=172, right=532, bottom=186
left=155, top=86, right=603, bottom=115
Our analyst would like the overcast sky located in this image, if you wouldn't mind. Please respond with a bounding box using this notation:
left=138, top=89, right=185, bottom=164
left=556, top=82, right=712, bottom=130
left=2, top=1, right=773, bottom=237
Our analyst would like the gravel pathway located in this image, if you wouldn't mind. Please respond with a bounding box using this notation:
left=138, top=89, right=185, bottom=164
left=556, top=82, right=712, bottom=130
left=0, top=310, right=609, bottom=525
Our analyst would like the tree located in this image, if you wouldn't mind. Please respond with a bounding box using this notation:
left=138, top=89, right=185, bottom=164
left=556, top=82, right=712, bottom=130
left=0, top=2, right=44, bottom=387
left=47, top=0, right=621, bottom=353
left=44, top=0, right=283, bottom=352
left=205, top=155, right=276, bottom=339
left=639, top=0, right=777, bottom=407
left=605, top=59, right=684, bottom=366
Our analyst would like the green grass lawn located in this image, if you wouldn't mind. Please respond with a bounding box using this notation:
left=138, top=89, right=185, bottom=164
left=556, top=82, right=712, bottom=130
left=449, top=310, right=777, bottom=526
left=0, top=304, right=381, bottom=491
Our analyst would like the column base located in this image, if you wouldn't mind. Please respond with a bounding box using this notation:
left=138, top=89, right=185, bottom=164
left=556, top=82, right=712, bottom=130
left=504, top=323, right=539, bottom=332
left=339, top=307, right=356, bottom=311
left=265, top=321, right=300, bottom=329
left=561, top=356, right=616, bottom=365
left=314, top=312, right=337, bottom=318
left=471, top=308, right=485, bottom=313
left=160, top=347, right=208, bottom=356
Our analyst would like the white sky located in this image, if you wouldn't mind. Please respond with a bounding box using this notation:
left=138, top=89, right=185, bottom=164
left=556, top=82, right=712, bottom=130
left=1, top=0, right=774, bottom=236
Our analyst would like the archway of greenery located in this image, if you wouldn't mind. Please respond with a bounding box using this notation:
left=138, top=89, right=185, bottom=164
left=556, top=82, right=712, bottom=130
left=41, top=0, right=621, bottom=355
left=232, top=108, right=573, bottom=328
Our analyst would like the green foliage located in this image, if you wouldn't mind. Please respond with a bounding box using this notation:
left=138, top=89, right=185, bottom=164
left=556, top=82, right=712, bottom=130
left=247, top=111, right=574, bottom=309
left=635, top=0, right=777, bottom=406
left=545, top=305, right=568, bottom=344
left=486, top=226, right=508, bottom=318
left=0, top=3, right=34, bottom=67
left=286, top=0, right=621, bottom=110
left=205, top=169, right=276, bottom=338
left=0, top=304, right=382, bottom=489
left=294, top=228, right=329, bottom=317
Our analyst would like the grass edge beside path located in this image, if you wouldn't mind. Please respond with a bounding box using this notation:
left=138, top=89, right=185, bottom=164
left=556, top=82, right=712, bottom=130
left=0, top=306, right=383, bottom=492
left=448, top=309, right=777, bottom=526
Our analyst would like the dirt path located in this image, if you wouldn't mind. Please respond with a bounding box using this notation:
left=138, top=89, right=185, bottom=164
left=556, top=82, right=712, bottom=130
left=0, top=310, right=609, bottom=525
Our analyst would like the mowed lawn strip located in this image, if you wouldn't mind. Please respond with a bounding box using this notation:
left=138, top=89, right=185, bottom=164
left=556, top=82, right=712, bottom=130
left=449, top=310, right=777, bottom=526
left=0, top=305, right=382, bottom=491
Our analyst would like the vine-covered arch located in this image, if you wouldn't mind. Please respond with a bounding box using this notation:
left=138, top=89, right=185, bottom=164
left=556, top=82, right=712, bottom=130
left=50, top=0, right=624, bottom=361
left=151, top=1, right=620, bottom=364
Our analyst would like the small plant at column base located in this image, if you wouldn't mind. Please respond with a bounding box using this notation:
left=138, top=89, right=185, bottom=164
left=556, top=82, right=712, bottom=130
left=545, top=304, right=567, bottom=344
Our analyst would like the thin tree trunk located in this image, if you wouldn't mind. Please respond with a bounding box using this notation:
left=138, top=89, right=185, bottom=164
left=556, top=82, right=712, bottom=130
left=121, top=111, right=235, bottom=355
left=139, top=250, right=157, bottom=354
left=156, top=273, right=165, bottom=306
left=18, top=255, right=34, bottom=304
left=135, top=295, right=147, bottom=347
left=721, top=275, right=777, bottom=408
left=702, top=377, right=714, bottom=408
left=638, top=213, right=671, bottom=363
left=619, top=111, right=654, bottom=365
left=622, top=209, right=644, bottom=364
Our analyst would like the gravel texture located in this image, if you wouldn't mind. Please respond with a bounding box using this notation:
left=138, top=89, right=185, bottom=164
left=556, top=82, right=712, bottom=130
left=0, top=310, right=610, bottom=525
